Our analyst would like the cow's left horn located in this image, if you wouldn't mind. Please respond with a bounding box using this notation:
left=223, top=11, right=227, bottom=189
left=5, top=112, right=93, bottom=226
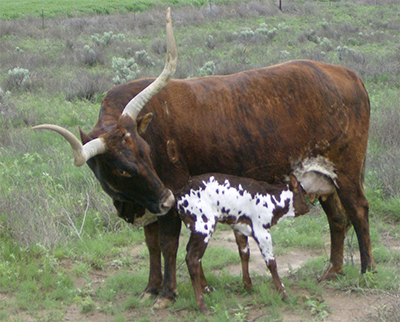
left=32, top=124, right=106, bottom=166
left=122, top=7, right=177, bottom=120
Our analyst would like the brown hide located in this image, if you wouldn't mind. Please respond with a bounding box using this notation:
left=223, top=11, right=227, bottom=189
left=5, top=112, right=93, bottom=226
left=91, top=60, right=369, bottom=191
left=82, top=59, right=372, bottom=304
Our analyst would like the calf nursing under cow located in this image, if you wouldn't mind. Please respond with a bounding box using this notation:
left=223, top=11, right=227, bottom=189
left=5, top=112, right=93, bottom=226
left=177, top=160, right=335, bottom=312
left=33, top=8, right=375, bottom=309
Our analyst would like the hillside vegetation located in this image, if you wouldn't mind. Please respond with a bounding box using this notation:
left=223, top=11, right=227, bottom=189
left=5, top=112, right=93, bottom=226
left=0, top=1, right=399, bottom=321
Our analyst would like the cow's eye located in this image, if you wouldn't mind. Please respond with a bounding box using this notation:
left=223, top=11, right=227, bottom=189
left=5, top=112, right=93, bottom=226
left=115, top=169, right=132, bottom=177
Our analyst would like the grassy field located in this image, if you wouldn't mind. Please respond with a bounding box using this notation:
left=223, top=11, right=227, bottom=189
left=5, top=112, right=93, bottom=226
left=1, top=0, right=400, bottom=321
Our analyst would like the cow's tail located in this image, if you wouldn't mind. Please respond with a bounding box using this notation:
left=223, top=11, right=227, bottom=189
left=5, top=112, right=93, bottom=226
left=361, top=156, right=367, bottom=192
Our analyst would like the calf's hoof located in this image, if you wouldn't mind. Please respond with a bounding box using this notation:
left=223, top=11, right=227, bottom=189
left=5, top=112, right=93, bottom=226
left=203, top=286, right=215, bottom=294
left=281, top=292, right=290, bottom=303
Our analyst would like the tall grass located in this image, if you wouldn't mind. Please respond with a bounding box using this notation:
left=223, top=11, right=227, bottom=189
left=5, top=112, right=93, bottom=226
left=0, top=1, right=400, bottom=320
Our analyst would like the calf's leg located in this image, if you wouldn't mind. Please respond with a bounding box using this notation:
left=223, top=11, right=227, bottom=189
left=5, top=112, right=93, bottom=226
left=234, top=230, right=252, bottom=290
left=186, top=233, right=211, bottom=313
left=253, top=227, right=288, bottom=300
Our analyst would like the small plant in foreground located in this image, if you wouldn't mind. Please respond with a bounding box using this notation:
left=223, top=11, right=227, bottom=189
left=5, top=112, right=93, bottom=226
left=304, top=295, right=330, bottom=320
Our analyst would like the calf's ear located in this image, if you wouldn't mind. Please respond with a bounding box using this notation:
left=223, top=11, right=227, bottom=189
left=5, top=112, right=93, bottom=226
left=137, top=113, right=153, bottom=135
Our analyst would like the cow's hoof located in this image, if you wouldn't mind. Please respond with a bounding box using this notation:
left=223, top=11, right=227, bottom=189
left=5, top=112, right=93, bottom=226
left=318, top=264, right=345, bottom=282
left=153, top=296, right=174, bottom=309
left=200, top=306, right=210, bottom=314
left=140, top=291, right=157, bottom=302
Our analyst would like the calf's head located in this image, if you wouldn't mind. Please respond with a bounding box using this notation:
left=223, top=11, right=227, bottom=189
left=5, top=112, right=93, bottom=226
left=289, top=174, right=310, bottom=218
left=32, top=8, right=177, bottom=215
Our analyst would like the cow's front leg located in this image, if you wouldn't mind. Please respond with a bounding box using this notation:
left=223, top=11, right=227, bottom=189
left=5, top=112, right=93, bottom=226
left=141, top=221, right=162, bottom=300
left=153, top=209, right=181, bottom=308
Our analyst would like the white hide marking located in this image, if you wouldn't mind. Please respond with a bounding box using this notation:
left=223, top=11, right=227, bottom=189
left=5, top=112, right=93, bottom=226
left=177, top=176, right=296, bottom=263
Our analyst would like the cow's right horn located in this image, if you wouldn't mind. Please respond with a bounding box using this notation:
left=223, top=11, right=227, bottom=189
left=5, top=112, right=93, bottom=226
left=122, top=7, right=177, bottom=120
left=32, top=124, right=106, bottom=166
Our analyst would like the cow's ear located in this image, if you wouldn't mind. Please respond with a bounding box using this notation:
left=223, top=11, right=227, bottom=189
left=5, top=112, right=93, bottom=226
left=137, top=113, right=153, bottom=135
left=79, top=126, right=92, bottom=144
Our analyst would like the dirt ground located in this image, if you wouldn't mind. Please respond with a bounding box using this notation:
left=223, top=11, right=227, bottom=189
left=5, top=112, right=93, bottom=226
left=59, top=229, right=399, bottom=322
left=211, top=230, right=399, bottom=322
left=10, top=229, right=398, bottom=322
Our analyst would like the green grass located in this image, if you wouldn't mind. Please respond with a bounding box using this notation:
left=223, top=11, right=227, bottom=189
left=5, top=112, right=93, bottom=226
left=0, top=0, right=257, bottom=19
left=1, top=1, right=400, bottom=321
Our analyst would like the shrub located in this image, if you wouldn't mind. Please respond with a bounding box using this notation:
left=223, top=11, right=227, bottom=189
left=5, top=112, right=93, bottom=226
left=198, top=61, right=216, bottom=77
left=112, top=57, right=140, bottom=85
left=336, top=46, right=365, bottom=64
left=368, top=91, right=400, bottom=198
left=134, top=50, right=154, bottom=67
left=79, top=45, right=104, bottom=66
left=0, top=87, right=16, bottom=125
left=63, top=70, right=111, bottom=102
left=206, top=35, right=216, bottom=50
left=6, top=67, right=31, bottom=91
left=91, top=31, right=125, bottom=47
left=319, top=37, right=333, bottom=52
left=233, top=27, right=254, bottom=42
left=151, top=38, right=166, bottom=55
left=305, top=29, right=320, bottom=44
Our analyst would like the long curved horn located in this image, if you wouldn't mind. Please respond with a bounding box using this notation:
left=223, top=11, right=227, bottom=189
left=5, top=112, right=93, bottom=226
left=32, top=124, right=106, bottom=166
left=122, top=7, right=178, bottom=120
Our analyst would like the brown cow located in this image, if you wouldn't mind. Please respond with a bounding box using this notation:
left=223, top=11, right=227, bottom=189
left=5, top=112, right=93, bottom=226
left=33, top=8, right=375, bottom=308
left=176, top=173, right=310, bottom=312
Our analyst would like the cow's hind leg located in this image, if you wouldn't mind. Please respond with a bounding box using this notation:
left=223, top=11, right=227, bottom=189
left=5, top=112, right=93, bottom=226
left=234, top=230, right=252, bottom=290
left=336, top=178, right=376, bottom=274
left=141, top=221, right=162, bottom=300
left=186, top=232, right=211, bottom=313
left=318, top=191, right=349, bottom=281
left=153, top=209, right=181, bottom=308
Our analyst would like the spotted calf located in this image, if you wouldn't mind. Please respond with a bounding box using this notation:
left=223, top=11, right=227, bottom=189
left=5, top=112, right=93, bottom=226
left=176, top=173, right=309, bottom=313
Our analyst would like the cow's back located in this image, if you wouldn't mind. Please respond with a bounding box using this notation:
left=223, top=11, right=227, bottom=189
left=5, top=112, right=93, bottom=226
left=94, top=60, right=369, bottom=189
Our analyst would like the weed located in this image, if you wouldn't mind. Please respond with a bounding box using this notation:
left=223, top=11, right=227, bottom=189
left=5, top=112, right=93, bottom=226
left=304, top=295, right=330, bottom=320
